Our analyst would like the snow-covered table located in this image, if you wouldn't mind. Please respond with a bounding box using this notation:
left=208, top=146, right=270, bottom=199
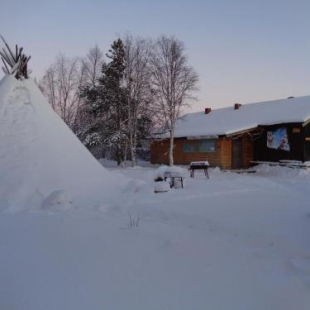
left=164, top=172, right=184, bottom=188
left=189, top=161, right=209, bottom=178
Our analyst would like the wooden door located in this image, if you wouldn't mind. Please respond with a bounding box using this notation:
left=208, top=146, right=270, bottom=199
left=232, top=138, right=243, bottom=169
left=305, top=140, right=310, bottom=161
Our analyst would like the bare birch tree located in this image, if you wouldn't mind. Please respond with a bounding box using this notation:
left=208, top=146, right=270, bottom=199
left=124, top=35, right=152, bottom=166
left=82, top=45, right=104, bottom=88
left=40, top=54, right=86, bottom=131
left=150, top=36, right=198, bottom=166
left=77, top=46, right=105, bottom=138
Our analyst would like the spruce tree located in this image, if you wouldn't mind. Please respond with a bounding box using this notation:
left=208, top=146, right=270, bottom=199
left=100, top=39, right=128, bottom=165
left=82, top=39, right=128, bottom=165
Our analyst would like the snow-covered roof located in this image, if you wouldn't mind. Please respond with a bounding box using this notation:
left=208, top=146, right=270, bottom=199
left=173, top=96, right=310, bottom=138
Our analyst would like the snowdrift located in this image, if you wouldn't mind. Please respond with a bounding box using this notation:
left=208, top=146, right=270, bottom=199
left=0, top=76, right=121, bottom=211
left=254, top=164, right=310, bottom=179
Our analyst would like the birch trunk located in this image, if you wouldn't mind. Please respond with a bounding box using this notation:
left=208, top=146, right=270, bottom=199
left=130, top=115, right=137, bottom=167
left=169, top=127, right=174, bottom=166
left=132, top=128, right=137, bottom=167
left=123, top=141, right=128, bottom=166
left=130, top=137, right=136, bottom=167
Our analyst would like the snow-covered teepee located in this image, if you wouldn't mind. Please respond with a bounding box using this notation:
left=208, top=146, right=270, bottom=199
left=0, top=38, right=120, bottom=211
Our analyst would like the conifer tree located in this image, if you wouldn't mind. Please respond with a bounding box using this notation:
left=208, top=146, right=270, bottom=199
left=83, top=39, right=128, bottom=165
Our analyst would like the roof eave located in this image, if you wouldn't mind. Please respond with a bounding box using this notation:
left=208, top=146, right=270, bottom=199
left=225, top=127, right=258, bottom=137
left=186, top=135, right=219, bottom=140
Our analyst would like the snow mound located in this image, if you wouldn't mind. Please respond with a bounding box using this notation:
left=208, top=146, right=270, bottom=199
left=0, top=76, right=122, bottom=211
left=42, top=190, right=74, bottom=211
left=212, top=166, right=222, bottom=174
left=124, top=179, right=147, bottom=193
left=173, top=177, right=185, bottom=188
left=254, top=164, right=310, bottom=179
left=154, top=181, right=170, bottom=193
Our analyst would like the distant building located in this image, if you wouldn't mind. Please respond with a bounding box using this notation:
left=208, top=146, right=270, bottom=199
left=151, top=96, right=310, bottom=169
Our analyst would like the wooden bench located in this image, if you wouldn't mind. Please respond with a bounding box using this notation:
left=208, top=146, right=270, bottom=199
left=189, top=161, right=210, bottom=178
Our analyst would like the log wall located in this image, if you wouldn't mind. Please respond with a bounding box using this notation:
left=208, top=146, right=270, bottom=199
left=150, top=136, right=254, bottom=169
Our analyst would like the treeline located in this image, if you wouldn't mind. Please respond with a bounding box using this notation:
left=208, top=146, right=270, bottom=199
left=40, top=35, right=198, bottom=166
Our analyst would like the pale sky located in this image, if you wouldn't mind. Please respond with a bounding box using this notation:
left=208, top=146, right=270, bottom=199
left=0, top=0, right=309, bottom=111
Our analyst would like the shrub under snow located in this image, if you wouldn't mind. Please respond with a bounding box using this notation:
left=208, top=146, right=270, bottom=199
left=154, top=181, right=170, bottom=193
left=42, top=190, right=74, bottom=211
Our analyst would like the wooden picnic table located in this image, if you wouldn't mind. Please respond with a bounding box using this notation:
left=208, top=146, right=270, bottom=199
left=189, top=161, right=209, bottom=178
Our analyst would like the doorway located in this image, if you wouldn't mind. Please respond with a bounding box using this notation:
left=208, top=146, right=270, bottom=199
left=232, top=138, right=243, bottom=169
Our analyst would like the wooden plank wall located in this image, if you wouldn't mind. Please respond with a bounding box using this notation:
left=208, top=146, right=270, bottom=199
left=151, top=138, right=233, bottom=168
left=220, top=138, right=232, bottom=169
left=150, top=139, right=170, bottom=164
left=150, top=136, right=254, bottom=169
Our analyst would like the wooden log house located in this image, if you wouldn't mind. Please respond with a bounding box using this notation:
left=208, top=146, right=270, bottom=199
left=151, top=97, right=310, bottom=169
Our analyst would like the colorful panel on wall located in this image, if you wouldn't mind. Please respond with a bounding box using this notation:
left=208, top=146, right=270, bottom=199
left=267, top=128, right=290, bottom=151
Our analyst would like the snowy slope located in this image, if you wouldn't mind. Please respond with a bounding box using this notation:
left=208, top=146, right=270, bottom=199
left=173, top=95, right=310, bottom=138
left=0, top=76, right=121, bottom=211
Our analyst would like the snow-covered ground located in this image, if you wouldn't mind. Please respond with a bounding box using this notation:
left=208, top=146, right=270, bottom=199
left=1, top=164, right=310, bottom=310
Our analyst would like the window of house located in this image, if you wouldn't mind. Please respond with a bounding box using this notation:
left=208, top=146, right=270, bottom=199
left=182, top=143, right=196, bottom=153
left=199, top=139, right=216, bottom=152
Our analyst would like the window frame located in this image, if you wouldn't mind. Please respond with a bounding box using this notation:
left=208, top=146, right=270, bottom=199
left=182, top=142, right=197, bottom=153
left=198, top=139, right=217, bottom=153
